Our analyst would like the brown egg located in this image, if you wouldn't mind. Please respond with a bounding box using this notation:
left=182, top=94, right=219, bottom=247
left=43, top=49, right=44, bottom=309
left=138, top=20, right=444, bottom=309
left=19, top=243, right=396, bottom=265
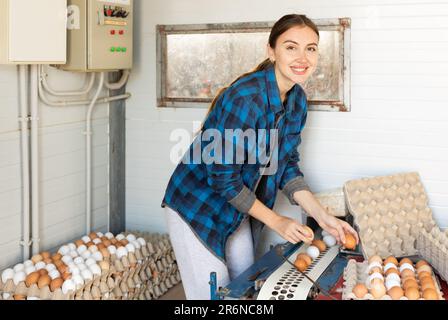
left=415, top=260, right=429, bottom=269
left=103, top=239, right=112, bottom=247
left=369, top=255, right=383, bottom=265
left=417, top=265, right=432, bottom=275
left=399, top=258, right=413, bottom=267
left=296, top=253, right=312, bottom=266
left=121, top=239, right=129, bottom=246
left=86, top=241, right=95, bottom=248
left=100, top=247, right=110, bottom=259
left=110, top=238, right=117, bottom=245
left=53, top=260, right=64, bottom=268
left=369, top=267, right=383, bottom=275
left=403, top=278, right=419, bottom=290
left=37, top=275, right=51, bottom=289
left=388, top=286, right=404, bottom=300
left=116, top=242, right=124, bottom=248
left=405, top=287, right=420, bottom=300
left=419, top=275, right=434, bottom=285
left=31, top=254, right=43, bottom=264
left=62, top=272, right=72, bottom=281
left=50, top=278, right=64, bottom=292
left=58, top=264, right=68, bottom=274
left=41, top=251, right=51, bottom=260
left=311, top=240, right=327, bottom=252
left=294, top=258, right=308, bottom=272
left=13, top=294, right=26, bottom=300
left=343, top=233, right=357, bottom=250
left=400, top=269, right=416, bottom=280
left=100, top=236, right=108, bottom=242
left=38, top=269, right=48, bottom=276
left=352, top=283, right=368, bottom=298
left=52, top=253, right=62, bottom=261
left=370, top=278, right=387, bottom=299
left=89, top=232, right=99, bottom=240
left=43, top=258, right=53, bottom=264
left=303, top=226, right=314, bottom=241
left=421, top=281, right=436, bottom=292
left=75, top=239, right=84, bottom=247
left=384, top=256, right=399, bottom=266
left=25, top=272, right=40, bottom=287
left=422, top=288, right=439, bottom=300
left=385, top=268, right=400, bottom=277
left=97, top=243, right=106, bottom=250
left=418, top=271, right=432, bottom=280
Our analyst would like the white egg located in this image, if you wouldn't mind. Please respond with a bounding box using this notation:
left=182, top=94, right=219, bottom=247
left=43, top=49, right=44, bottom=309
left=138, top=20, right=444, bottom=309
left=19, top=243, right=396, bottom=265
left=125, top=243, right=136, bottom=253
left=62, top=279, right=76, bottom=294
left=323, top=235, right=337, bottom=247
left=107, top=245, right=117, bottom=255
left=81, top=250, right=91, bottom=260
left=77, top=264, right=87, bottom=271
left=89, top=264, right=101, bottom=276
left=137, top=237, right=146, bottom=246
left=74, top=257, right=84, bottom=265
left=25, top=266, right=36, bottom=275
left=45, top=264, right=56, bottom=272
left=368, top=261, right=383, bottom=271
left=385, top=278, right=401, bottom=291
left=3, top=293, right=11, bottom=300
left=92, top=251, right=103, bottom=262
left=61, top=255, right=73, bottom=265
left=105, top=232, right=114, bottom=239
left=399, top=263, right=414, bottom=273
left=126, top=234, right=136, bottom=242
left=58, top=245, right=70, bottom=256
left=85, top=258, right=96, bottom=267
left=69, top=265, right=80, bottom=274
left=34, top=261, right=46, bottom=271
left=306, top=246, right=320, bottom=260
left=1, top=268, right=14, bottom=283
left=386, top=273, right=401, bottom=283
left=116, top=234, right=125, bottom=241
left=131, top=240, right=141, bottom=249
left=77, top=244, right=87, bottom=254
left=116, top=246, right=128, bottom=259
left=96, top=232, right=104, bottom=238
left=72, top=274, right=84, bottom=289
left=49, top=270, right=61, bottom=280
left=13, top=263, right=25, bottom=273
left=368, top=272, right=384, bottom=284
left=67, top=243, right=77, bottom=251
left=322, top=230, right=330, bottom=237
left=384, top=262, right=398, bottom=272
left=88, top=245, right=98, bottom=253
left=92, top=238, right=102, bottom=245
left=69, top=250, right=79, bottom=258
left=27, top=297, right=40, bottom=300
left=13, top=271, right=26, bottom=285
left=81, top=269, right=93, bottom=281
left=82, top=236, right=91, bottom=243
left=23, top=260, right=34, bottom=268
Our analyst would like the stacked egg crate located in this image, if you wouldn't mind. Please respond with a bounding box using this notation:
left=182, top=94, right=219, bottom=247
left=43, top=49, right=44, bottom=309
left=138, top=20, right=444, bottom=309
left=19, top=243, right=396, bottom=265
left=0, top=232, right=181, bottom=300
left=417, top=226, right=448, bottom=282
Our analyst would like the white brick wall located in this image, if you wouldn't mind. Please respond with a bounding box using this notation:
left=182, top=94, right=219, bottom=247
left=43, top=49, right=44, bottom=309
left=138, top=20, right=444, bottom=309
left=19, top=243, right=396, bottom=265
left=0, top=65, right=109, bottom=269
left=126, top=0, right=448, bottom=243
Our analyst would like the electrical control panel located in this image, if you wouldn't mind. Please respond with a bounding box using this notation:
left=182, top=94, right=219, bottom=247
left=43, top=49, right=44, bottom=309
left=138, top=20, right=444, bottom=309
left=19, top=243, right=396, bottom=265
left=60, top=0, right=133, bottom=72
left=0, top=0, right=67, bottom=64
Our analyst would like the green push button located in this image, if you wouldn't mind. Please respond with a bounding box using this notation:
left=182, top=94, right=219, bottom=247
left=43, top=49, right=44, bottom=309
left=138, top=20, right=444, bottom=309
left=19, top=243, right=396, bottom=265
left=110, top=47, right=116, bottom=52
left=122, top=47, right=127, bottom=52
left=116, top=47, right=122, bottom=52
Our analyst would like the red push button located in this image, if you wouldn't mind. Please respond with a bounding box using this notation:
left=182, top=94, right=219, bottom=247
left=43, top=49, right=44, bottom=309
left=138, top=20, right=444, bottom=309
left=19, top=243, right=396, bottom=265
left=119, top=30, right=124, bottom=35
left=110, top=30, right=116, bottom=35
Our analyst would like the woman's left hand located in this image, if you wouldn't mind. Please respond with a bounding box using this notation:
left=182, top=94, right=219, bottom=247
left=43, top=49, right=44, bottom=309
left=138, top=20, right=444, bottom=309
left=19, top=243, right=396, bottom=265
left=316, top=209, right=359, bottom=246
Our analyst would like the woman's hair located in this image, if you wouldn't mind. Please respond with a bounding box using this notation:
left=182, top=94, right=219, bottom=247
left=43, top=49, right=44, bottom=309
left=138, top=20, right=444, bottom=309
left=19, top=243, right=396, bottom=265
left=202, top=14, right=319, bottom=121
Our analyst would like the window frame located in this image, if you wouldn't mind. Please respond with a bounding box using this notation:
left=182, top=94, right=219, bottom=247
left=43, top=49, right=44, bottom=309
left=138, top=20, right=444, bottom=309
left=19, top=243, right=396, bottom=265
left=156, top=18, right=351, bottom=112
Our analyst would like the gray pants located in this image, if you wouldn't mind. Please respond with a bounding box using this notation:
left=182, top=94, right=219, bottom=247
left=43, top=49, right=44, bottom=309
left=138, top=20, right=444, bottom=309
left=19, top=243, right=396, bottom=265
left=165, top=207, right=255, bottom=300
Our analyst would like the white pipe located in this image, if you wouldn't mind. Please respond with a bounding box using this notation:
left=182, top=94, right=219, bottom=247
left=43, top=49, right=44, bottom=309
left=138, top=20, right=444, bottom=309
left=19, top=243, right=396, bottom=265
left=30, top=65, right=40, bottom=255
left=18, top=65, right=31, bottom=260
left=40, top=65, right=96, bottom=96
left=85, top=72, right=105, bottom=234
left=104, top=70, right=130, bottom=90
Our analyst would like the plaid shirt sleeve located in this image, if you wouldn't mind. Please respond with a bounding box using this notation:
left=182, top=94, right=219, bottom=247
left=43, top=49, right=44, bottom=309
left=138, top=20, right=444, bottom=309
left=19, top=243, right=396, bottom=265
left=279, top=108, right=311, bottom=206
left=204, top=93, right=260, bottom=214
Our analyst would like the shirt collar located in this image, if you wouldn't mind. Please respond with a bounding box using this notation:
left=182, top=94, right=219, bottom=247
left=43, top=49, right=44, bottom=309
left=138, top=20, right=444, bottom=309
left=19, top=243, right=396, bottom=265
left=265, top=64, right=300, bottom=115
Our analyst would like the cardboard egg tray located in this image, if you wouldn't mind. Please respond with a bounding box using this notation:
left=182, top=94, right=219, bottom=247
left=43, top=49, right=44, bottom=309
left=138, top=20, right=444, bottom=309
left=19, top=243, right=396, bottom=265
left=343, top=172, right=438, bottom=259
left=342, top=259, right=444, bottom=300
left=0, top=232, right=181, bottom=300
left=314, top=188, right=347, bottom=217
left=417, top=226, right=448, bottom=282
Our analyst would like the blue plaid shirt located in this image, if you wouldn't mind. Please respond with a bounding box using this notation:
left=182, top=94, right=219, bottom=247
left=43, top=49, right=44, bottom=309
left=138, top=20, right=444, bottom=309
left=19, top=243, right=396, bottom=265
left=161, top=64, right=310, bottom=262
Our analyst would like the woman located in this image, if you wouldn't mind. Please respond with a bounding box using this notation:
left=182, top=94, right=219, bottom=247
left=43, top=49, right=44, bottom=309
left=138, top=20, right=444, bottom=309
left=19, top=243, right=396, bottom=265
left=161, top=14, right=358, bottom=300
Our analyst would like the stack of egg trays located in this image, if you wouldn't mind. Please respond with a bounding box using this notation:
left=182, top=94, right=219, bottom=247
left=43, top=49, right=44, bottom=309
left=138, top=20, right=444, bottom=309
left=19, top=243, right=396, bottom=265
left=343, top=172, right=438, bottom=259
left=0, top=233, right=181, bottom=300
left=417, top=226, right=448, bottom=282
left=342, top=259, right=444, bottom=300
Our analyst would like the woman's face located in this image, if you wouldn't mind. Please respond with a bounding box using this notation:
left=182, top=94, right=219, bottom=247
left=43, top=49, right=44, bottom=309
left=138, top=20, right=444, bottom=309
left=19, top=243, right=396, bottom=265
left=268, top=25, right=319, bottom=89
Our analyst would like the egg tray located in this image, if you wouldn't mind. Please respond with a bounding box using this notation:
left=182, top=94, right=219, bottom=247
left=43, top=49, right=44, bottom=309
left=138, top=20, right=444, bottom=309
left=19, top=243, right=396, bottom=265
left=417, top=226, right=448, bottom=282
left=342, top=259, right=444, bottom=300
left=0, top=233, right=181, bottom=300
left=314, top=188, right=347, bottom=217
left=343, top=172, right=438, bottom=259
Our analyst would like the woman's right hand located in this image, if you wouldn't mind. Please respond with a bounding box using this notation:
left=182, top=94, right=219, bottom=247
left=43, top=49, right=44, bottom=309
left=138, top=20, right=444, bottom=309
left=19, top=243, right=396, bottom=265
left=271, top=215, right=314, bottom=244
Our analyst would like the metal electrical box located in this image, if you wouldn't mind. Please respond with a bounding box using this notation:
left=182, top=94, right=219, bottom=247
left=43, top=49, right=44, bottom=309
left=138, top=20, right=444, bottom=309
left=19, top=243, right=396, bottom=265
left=0, top=0, right=67, bottom=64
left=60, top=0, right=133, bottom=71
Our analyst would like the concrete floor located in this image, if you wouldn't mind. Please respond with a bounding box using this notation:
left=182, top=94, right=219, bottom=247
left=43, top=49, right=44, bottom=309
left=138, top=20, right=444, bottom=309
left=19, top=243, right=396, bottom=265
left=159, top=283, right=186, bottom=300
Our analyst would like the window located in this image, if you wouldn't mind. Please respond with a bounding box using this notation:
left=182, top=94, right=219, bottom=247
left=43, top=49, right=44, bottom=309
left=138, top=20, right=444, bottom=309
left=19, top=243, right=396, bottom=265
left=157, top=18, right=351, bottom=112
